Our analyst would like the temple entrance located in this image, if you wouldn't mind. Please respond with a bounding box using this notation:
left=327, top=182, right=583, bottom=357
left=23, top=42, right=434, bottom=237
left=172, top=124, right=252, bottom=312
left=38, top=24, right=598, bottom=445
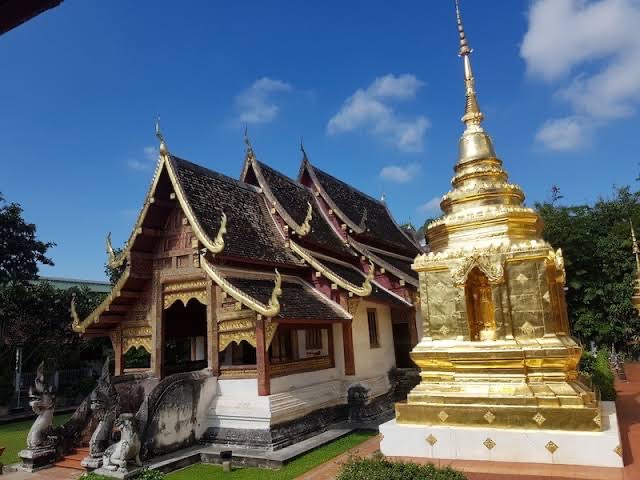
left=464, top=267, right=496, bottom=341
left=392, top=323, right=413, bottom=367
left=163, top=298, right=208, bottom=376
left=391, top=308, right=417, bottom=368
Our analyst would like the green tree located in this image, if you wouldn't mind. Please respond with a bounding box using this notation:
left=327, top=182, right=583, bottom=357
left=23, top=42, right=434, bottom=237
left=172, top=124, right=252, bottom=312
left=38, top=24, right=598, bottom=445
left=536, top=186, right=640, bottom=353
left=0, top=193, right=54, bottom=284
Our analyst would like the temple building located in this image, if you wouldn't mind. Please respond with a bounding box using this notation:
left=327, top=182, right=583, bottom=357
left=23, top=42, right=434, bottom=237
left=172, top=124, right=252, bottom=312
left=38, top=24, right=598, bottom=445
left=71, top=126, right=422, bottom=448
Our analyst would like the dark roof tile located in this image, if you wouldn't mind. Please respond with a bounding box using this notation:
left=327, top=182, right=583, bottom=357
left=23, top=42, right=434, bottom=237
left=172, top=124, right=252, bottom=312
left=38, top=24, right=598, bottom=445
left=309, top=165, right=420, bottom=254
left=172, top=156, right=300, bottom=267
left=226, top=277, right=350, bottom=321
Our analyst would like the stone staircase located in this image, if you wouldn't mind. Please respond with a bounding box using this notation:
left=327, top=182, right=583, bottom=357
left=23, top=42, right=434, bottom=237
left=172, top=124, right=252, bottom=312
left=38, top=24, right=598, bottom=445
left=55, top=447, right=89, bottom=471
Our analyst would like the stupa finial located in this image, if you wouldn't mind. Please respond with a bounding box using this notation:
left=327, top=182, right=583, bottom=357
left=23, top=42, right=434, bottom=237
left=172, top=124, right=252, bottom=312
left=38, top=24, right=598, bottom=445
left=455, top=0, right=484, bottom=132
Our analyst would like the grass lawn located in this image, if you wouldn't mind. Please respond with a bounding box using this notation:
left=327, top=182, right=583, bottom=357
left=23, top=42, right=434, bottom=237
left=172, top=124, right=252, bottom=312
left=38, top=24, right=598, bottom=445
left=167, top=430, right=376, bottom=480
left=0, top=413, right=71, bottom=465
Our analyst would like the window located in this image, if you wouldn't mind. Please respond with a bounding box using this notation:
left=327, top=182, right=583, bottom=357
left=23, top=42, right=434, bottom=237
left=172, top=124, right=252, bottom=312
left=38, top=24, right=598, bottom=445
left=367, top=309, right=379, bottom=348
left=306, top=328, right=323, bottom=350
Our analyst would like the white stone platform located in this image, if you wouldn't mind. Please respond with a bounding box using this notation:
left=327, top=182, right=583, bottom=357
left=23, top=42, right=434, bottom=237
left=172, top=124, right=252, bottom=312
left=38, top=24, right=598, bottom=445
left=380, top=401, right=623, bottom=468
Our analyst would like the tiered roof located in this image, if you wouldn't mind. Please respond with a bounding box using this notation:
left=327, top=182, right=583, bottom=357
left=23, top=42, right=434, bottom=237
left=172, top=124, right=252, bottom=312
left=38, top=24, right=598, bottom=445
left=73, top=135, right=419, bottom=336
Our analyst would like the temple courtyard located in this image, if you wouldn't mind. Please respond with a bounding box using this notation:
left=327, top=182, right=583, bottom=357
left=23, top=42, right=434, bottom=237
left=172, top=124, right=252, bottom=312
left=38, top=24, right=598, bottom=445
left=1, top=362, right=639, bottom=479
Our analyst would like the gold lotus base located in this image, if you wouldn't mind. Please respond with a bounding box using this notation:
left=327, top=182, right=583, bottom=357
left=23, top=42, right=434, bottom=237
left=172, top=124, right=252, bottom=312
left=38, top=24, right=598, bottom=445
left=395, top=401, right=601, bottom=432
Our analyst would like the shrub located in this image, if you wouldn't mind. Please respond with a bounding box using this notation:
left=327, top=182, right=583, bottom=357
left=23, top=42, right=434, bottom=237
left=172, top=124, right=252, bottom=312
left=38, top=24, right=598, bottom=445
left=580, top=349, right=616, bottom=401
left=337, top=456, right=468, bottom=480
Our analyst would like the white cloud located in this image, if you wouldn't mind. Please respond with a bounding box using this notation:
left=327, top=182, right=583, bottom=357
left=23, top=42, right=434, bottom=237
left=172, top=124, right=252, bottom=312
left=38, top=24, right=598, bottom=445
left=127, top=146, right=157, bottom=171
left=522, top=0, right=640, bottom=150
left=327, top=74, right=429, bottom=152
left=235, top=77, right=292, bottom=125
left=418, top=197, right=441, bottom=215
left=535, top=116, right=592, bottom=152
left=379, top=163, right=421, bottom=183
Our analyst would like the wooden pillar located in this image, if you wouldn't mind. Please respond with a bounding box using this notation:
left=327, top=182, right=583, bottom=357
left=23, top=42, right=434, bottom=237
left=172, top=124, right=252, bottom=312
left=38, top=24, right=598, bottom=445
left=206, top=280, right=219, bottom=375
left=151, top=272, right=164, bottom=379
left=342, top=321, right=355, bottom=376
left=112, top=330, right=124, bottom=376
left=256, top=317, right=271, bottom=396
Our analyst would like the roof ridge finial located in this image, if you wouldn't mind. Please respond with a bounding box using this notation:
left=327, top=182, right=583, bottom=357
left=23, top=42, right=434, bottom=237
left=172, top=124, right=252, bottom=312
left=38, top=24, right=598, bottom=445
left=244, top=125, right=255, bottom=160
left=156, top=116, right=168, bottom=156
left=300, top=136, right=308, bottom=161
left=455, top=0, right=484, bottom=132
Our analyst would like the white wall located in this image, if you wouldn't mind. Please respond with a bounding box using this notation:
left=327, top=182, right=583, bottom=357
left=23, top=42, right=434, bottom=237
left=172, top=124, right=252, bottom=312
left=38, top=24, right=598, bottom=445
left=351, top=300, right=396, bottom=379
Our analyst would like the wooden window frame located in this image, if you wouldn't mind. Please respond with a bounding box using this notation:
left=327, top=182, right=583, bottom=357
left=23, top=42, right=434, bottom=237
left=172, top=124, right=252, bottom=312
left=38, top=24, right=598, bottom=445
left=305, top=328, right=323, bottom=350
left=367, top=308, right=380, bottom=348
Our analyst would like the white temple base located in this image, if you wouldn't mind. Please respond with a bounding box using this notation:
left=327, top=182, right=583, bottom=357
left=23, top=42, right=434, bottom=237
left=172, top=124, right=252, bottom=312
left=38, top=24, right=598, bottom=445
left=380, top=401, right=623, bottom=468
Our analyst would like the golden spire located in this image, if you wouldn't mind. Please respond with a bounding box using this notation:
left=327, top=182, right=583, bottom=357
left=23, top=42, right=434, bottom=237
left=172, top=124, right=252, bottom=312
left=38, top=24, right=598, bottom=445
left=455, top=0, right=484, bottom=132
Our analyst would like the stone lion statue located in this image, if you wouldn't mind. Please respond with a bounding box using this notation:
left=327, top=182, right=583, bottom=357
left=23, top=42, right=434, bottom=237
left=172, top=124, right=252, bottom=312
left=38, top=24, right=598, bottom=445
left=102, top=414, right=142, bottom=472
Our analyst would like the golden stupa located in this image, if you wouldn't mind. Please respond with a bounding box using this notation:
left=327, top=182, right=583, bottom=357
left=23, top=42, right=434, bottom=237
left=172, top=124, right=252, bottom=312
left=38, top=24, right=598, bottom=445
left=397, top=1, right=601, bottom=432
left=631, top=222, right=640, bottom=314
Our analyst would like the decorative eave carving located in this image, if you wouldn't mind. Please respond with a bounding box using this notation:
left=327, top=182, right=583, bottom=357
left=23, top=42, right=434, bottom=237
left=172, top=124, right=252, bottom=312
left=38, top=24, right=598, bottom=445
left=200, top=254, right=282, bottom=317
left=546, top=248, right=566, bottom=285
left=71, top=266, right=132, bottom=333
left=298, top=202, right=313, bottom=236
left=450, top=253, right=504, bottom=286
left=290, top=241, right=373, bottom=297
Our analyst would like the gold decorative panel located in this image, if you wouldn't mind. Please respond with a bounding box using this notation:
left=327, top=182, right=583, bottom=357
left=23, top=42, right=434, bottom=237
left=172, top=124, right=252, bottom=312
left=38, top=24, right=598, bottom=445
left=163, top=280, right=208, bottom=309
left=545, top=441, right=558, bottom=454
left=122, top=326, right=152, bottom=353
left=483, top=438, right=496, bottom=451
left=426, top=434, right=438, bottom=446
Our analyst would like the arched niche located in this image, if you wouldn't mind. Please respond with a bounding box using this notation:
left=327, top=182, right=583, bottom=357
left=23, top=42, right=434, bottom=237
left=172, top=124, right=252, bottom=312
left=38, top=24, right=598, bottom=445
left=464, top=267, right=497, bottom=341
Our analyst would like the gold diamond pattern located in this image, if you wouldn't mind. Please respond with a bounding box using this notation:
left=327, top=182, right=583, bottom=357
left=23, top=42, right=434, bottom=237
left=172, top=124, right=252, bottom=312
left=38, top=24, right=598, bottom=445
left=437, top=410, right=449, bottom=423
left=593, top=414, right=602, bottom=428
left=516, top=273, right=529, bottom=284
left=483, top=438, right=496, bottom=450
left=542, top=291, right=551, bottom=303
left=439, top=325, right=450, bottom=336
left=483, top=410, right=496, bottom=424
left=614, top=445, right=623, bottom=458
left=426, top=434, right=438, bottom=446
left=532, top=412, right=546, bottom=426
left=520, top=322, right=536, bottom=337
left=545, top=441, right=559, bottom=454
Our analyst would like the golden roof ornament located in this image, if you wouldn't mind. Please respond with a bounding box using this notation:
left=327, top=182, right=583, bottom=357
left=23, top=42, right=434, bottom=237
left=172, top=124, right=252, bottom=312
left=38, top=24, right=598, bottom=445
left=298, top=202, right=313, bottom=236
left=156, top=117, right=168, bottom=157
left=244, top=126, right=255, bottom=160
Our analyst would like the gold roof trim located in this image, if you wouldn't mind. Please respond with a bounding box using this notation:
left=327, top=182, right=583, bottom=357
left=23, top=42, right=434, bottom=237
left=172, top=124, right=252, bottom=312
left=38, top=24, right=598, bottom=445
left=200, top=254, right=282, bottom=317
left=242, top=156, right=314, bottom=237
left=71, top=266, right=131, bottom=333
left=289, top=240, right=374, bottom=296
left=348, top=237, right=420, bottom=288
left=107, top=123, right=228, bottom=270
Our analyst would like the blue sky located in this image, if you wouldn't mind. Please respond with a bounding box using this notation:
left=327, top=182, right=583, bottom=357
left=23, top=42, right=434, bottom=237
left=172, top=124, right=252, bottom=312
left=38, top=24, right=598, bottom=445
left=1, top=0, right=639, bottom=281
